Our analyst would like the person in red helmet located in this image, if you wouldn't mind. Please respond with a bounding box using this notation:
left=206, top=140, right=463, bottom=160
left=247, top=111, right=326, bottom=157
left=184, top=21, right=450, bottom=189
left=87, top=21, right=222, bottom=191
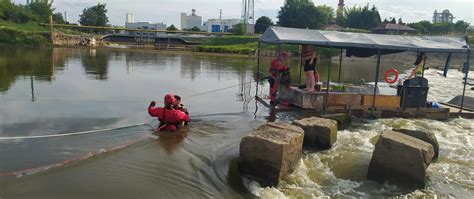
left=269, top=52, right=290, bottom=106
left=148, top=93, right=190, bottom=133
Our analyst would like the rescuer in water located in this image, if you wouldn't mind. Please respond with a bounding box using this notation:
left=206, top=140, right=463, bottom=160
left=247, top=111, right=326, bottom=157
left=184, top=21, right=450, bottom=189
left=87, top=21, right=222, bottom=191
left=173, top=95, right=189, bottom=115
left=269, top=52, right=291, bottom=106
left=148, top=94, right=190, bottom=133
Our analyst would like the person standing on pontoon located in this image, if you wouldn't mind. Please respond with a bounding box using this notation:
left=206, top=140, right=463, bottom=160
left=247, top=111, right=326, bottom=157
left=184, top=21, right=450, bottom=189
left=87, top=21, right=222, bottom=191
left=302, top=45, right=319, bottom=92
left=408, top=52, right=427, bottom=79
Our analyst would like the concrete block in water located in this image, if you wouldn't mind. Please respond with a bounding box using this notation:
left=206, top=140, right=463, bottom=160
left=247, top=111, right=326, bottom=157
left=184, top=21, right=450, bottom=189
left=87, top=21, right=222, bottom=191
left=321, top=113, right=352, bottom=130
left=393, top=128, right=439, bottom=159
left=292, top=117, right=337, bottom=150
left=238, top=122, right=304, bottom=186
left=367, top=130, right=435, bottom=188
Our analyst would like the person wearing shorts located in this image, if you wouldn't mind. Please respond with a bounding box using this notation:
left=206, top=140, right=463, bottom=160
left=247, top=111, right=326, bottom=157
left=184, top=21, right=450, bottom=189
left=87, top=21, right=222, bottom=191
left=302, top=45, right=319, bottom=92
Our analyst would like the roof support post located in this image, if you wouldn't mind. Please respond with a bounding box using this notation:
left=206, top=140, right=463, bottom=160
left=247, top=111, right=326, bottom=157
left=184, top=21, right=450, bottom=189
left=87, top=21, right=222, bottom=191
left=299, top=45, right=303, bottom=84
left=372, top=49, right=382, bottom=116
left=325, top=47, right=333, bottom=113
left=417, top=54, right=428, bottom=117
left=255, top=41, right=261, bottom=97
left=338, top=49, right=343, bottom=83
left=460, top=48, right=471, bottom=112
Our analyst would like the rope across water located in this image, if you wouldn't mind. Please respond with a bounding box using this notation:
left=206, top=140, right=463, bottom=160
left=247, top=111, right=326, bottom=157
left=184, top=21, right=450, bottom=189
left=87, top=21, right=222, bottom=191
left=0, top=81, right=256, bottom=140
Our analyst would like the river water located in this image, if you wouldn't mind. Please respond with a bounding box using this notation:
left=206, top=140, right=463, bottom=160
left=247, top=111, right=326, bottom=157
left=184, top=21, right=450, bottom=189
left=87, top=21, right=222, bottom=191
left=0, top=47, right=472, bottom=198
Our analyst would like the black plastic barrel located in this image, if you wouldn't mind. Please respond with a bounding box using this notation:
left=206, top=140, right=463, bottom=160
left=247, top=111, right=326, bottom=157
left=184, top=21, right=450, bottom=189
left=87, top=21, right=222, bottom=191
left=397, top=77, right=429, bottom=108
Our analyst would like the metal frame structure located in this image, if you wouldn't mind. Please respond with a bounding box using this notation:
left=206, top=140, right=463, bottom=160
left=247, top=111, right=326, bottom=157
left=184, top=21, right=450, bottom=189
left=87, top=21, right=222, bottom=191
left=255, top=27, right=471, bottom=115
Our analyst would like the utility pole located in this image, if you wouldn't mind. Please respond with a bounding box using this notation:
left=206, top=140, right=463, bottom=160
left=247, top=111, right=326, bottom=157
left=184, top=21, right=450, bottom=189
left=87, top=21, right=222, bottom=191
left=219, top=9, right=223, bottom=32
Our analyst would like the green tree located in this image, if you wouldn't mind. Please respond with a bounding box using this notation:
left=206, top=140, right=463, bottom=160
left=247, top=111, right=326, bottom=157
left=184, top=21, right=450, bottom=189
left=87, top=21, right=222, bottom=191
left=390, top=17, right=396, bottom=24
left=335, top=12, right=346, bottom=27
left=28, top=1, right=52, bottom=23
left=277, top=0, right=334, bottom=29
left=344, top=5, right=381, bottom=29
left=79, top=3, right=108, bottom=26
left=398, top=17, right=403, bottom=25
left=453, top=20, right=470, bottom=33
left=382, top=18, right=389, bottom=23
left=408, top=20, right=432, bottom=34
left=188, top=26, right=201, bottom=32
left=52, top=12, right=65, bottom=24
left=167, top=24, right=178, bottom=31
left=0, top=1, right=35, bottom=23
left=431, top=22, right=452, bottom=35
left=231, top=23, right=246, bottom=35
left=254, top=16, right=273, bottom=34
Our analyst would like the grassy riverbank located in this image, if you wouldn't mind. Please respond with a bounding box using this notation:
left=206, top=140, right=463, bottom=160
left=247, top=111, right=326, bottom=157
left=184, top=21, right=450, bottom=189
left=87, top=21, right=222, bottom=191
left=0, top=21, right=51, bottom=47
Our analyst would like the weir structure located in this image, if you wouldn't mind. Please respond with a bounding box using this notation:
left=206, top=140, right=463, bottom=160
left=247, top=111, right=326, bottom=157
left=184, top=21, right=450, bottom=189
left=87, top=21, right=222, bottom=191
left=255, top=26, right=472, bottom=119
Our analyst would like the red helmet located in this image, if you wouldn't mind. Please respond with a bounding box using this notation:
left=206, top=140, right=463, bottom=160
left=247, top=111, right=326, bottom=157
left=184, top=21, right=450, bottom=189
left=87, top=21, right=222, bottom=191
left=164, top=93, right=175, bottom=105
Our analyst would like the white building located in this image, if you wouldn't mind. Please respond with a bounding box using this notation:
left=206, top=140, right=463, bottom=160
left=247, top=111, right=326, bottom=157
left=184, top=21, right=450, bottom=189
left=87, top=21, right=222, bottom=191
left=433, top=9, right=454, bottom=23
left=126, top=13, right=135, bottom=23
left=203, top=18, right=241, bottom=33
left=125, top=21, right=167, bottom=37
left=181, top=9, right=203, bottom=30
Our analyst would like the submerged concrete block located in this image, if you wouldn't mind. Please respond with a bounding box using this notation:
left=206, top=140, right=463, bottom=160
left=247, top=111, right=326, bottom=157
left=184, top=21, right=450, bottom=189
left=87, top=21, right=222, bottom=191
left=239, top=122, right=304, bottom=186
left=321, top=113, right=352, bottom=130
left=292, top=117, right=337, bottom=149
left=367, top=130, right=435, bottom=188
left=393, top=128, right=439, bottom=159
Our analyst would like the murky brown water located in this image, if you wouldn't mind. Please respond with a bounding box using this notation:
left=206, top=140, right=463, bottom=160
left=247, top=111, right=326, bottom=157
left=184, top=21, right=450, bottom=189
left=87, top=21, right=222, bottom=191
left=0, top=47, right=472, bottom=198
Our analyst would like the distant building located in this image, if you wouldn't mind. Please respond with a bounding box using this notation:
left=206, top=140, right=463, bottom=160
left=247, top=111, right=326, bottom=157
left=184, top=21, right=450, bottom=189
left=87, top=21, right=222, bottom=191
left=126, top=13, right=135, bottom=23
left=371, top=23, right=416, bottom=35
left=337, top=0, right=345, bottom=16
left=324, top=21, right=344, bottom=31
left=125, top=22, right=166, bottom=37
left=433, top=9, right=454, bottom=23
left=181, top=9, right=203, bottom=30
left=203, top=18, right=241, bottom=33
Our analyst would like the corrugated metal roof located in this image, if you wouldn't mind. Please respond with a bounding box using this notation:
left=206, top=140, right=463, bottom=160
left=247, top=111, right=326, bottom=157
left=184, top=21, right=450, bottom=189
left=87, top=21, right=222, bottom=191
left=260, top=26, right=469, bottom=53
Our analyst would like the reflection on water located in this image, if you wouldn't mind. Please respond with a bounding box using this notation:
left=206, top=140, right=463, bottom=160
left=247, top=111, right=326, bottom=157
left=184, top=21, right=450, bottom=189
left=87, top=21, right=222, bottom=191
left=81, top=49, right=110, bottom=80
left=0, top=47, right=472, bottom=198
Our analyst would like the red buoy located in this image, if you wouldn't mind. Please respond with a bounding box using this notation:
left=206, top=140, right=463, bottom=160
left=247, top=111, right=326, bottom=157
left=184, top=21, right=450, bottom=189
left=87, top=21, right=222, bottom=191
left=384, top=68, right=399, bottom=84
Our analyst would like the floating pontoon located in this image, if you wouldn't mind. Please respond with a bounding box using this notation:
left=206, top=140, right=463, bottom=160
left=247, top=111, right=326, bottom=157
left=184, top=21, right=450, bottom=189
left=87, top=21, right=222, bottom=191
left=255, top=27, right=472, bottom=119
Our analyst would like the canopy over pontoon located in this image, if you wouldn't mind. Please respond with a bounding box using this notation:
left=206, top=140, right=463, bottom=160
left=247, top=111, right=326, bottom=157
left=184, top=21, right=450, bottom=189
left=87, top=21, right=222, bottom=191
left=260, top=26, right=469, bottom=54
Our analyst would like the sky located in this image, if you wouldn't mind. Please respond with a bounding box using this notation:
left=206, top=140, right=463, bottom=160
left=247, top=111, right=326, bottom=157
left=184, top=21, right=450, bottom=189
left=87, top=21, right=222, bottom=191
left=13, top=0, right=474, bottom=27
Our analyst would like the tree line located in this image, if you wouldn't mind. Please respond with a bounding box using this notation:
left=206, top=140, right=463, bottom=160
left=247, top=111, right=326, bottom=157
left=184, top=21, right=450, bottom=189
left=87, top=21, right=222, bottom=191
left=0, top=1, right=65, bottom=24
left=252, top=0, right=470, bottom=35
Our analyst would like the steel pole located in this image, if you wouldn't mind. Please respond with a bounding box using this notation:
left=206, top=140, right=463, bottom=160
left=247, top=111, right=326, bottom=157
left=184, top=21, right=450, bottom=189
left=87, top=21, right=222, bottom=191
left=372, top=49, right=382, bottom=116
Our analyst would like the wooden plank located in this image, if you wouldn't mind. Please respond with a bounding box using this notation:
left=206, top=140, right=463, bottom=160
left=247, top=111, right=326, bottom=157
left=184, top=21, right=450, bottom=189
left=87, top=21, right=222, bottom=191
left=327, top=93, right=362, bottom=107
left=362, top=95, right=400, bottom=109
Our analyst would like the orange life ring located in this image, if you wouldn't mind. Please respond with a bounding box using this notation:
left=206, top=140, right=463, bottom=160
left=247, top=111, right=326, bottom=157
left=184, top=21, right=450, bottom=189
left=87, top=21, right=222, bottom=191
left=384, top=68, right=399, bottom=84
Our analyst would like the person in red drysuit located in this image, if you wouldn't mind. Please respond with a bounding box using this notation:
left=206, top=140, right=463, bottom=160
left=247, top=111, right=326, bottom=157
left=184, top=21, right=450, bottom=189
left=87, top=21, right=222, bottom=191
left=148, top=94, right=190, bottom=132
left=269, top=52, right=290, bottom=106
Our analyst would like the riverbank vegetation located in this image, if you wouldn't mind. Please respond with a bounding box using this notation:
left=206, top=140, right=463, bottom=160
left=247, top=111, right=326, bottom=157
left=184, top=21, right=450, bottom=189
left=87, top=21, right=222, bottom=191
left=0, top=27, right=51, bottom=47
left=0, top=1, right=66, bottom=47
left=274, top=0, right=470, bottom=36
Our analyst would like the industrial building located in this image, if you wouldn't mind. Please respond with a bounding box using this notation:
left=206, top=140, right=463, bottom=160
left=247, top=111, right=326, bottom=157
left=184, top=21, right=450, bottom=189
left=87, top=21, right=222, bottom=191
left=180, top=9, right=203, bottom=30
left=203, top=18, right=241, bottom=33
left=124, top=13, right=167, bottom=37
left=433, top=9, right=454, bottom=23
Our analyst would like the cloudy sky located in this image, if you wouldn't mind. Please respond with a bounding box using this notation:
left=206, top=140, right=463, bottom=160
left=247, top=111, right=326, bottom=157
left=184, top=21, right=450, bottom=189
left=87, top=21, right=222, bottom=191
left=13, top=0, right=474, bottom=27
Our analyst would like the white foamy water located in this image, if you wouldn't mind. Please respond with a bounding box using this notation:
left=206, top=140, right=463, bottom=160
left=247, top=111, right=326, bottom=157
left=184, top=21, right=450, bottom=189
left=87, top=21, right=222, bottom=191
left=257, top=69, right=474, bottom=198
